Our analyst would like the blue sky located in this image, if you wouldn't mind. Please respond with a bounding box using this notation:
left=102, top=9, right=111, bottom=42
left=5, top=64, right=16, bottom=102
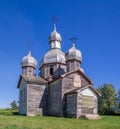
left=0, top=0, right=120, bottom=108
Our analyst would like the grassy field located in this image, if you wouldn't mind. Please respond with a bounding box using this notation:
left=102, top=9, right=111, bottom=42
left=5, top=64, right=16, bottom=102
left=0, top=109, right=120, bottom=129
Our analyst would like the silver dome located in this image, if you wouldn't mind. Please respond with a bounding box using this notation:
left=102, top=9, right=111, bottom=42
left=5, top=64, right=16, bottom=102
left=49, top=27, right=62, bottom=43
left=65, top=44, right=82, bottom=62
left=40, top=49, right=65, bottom=67
left=22, top=51, right=37, bottom=68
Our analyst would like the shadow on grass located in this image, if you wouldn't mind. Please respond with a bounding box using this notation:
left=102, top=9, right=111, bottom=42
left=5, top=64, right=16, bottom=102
left=12, top=111, right=19, bottom=116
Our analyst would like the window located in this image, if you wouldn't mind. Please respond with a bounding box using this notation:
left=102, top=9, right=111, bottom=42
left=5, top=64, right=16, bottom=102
left=50, top=66, right=53, bottom=75
left=73, top=75, right=81, bottom=87
left=23, top=89, right=25, bottom=102
left=20, top=89, right=25, bottom=102
left=28, top=67, right=32, bottom=72
left=82, top=95, right=95, bottom=108
left=20, top=90, right=23, bottom=102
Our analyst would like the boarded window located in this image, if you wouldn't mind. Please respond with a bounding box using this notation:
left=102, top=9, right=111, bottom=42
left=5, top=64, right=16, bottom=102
left=20, top=89, right=25, bottom=102
left=73, top=74, right=81, bottom=87
left=82, top=95, right=95, bottom=108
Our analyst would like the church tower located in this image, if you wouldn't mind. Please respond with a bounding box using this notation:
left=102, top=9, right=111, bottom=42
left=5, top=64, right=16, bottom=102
left=21, top=51, right=37, bottom=76
left=40, top=25, right=66, bottom=80
left=65, top=44, right=82, bottom=72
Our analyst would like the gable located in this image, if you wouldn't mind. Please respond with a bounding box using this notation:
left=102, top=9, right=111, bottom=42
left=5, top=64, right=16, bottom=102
left=80, top=87, right=97, bottom=99
left=17, top=75, right=48, bottom=88
left=65, top=85, right=100, bottom=97
left=62, top=70, right=92, bottom=88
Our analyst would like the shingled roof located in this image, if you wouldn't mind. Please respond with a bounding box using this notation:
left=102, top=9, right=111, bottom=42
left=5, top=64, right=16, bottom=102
left=17, top=75, right=48, bottom=88
left=50, top=69, right=93, bottom=84
left=61, top=69, right=93, bottom=85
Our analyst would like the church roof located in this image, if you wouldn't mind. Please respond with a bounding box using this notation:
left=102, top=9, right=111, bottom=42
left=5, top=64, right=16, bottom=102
left=21, top=51, right=37, bottom=69
left=17, top=75, right=48, bottom=88
left=61, top=69, right=93, bottom=85
left=49, top=69, right=93, bottom=85
left=65, top=44, right=82, bottom=62
left=49, top=26, right=62, bottom=43
left=40, top=48, right=66, bottom=67
left=64, top=85, right=101, bottom=96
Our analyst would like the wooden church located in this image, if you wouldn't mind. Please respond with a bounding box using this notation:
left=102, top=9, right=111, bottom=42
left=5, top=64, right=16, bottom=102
left=17, top=23, right=100, bottom=119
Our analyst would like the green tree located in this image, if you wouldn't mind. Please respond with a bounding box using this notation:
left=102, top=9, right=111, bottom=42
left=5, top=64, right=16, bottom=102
left=115, top=89, right=120, bottom=114
left=97, top=84, right=116, bottom=115
left=10, top=100, right=18, bottom=110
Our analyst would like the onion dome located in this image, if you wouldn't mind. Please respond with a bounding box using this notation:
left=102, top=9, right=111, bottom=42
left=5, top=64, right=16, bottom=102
left=40, top=25, right=65, bottom=67
left=49, top=26, right=62, bottom=43
left=40, top=49, right=65, bottom=67
left=65, top=44, right=82, bottom=62
left=21, top=51, right=37, bottom=69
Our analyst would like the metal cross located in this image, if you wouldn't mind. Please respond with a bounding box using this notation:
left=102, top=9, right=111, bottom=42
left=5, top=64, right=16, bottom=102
left=51, top=16, right=57, bottom=29
left=69, top=37, right=78, bottom=44
left=27, top=39, right=33, bottom=51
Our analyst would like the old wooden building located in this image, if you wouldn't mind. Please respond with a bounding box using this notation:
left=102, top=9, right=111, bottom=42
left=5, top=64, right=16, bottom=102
left=17, top=24, right=100, bottom=118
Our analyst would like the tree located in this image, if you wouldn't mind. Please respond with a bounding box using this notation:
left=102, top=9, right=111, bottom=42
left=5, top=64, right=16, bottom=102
left=97, top=84, right=116, bottom=115
left=10, top=100, right=18, bottom=110
left=115, top=89, right=120, bottom=114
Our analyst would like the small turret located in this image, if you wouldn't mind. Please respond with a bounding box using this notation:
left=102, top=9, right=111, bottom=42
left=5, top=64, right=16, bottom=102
left=48, top=24, right=62, bottom=49
left=21, top=51, right=37, bottom=76
left=65, top=44, right=82, bottom=72
left=40, top=24, right=66, bottom=79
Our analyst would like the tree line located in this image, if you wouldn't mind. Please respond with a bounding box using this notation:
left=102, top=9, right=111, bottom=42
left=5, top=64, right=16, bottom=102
left=97, top=84, right=120, bottom=115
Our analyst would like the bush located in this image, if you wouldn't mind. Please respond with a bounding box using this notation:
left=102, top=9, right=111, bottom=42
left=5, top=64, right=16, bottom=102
left=0, top=109, right=19, bottom=116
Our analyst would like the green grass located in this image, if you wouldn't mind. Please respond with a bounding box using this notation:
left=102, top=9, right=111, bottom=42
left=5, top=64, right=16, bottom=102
left=0, top=109, right=120, bottom=129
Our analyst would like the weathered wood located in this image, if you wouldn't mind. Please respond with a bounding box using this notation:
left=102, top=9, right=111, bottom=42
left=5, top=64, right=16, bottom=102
left=66, top=93, right=77, bottom=117
left=18, top=50, right=99, bottom=118
left=49, top=79, right=63, bottom=116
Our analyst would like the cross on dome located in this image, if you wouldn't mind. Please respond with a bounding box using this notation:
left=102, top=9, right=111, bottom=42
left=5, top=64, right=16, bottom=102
left=51, top=16, right=57, bottom=31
